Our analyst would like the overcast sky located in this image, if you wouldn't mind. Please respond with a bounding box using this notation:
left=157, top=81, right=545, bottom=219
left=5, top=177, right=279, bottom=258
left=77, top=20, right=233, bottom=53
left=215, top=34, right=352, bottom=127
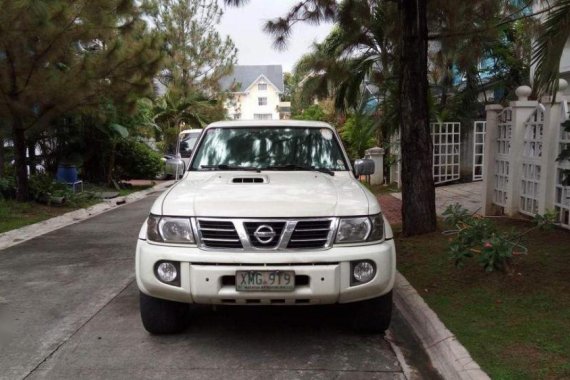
left=217, top=0, right=333, bottom=73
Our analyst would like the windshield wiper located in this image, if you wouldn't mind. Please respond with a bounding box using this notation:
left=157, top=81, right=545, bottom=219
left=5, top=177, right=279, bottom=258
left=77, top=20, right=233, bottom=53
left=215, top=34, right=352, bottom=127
left=201, top=164, right=261, bottom=172
left=265, top=164, right=335, bottom=176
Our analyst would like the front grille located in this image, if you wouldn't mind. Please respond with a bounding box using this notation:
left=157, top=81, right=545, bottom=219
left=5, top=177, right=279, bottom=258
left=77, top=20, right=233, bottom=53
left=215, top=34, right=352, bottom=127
left=244, top=222, right=285, bottom=248
left=287, top=220, right=332, bottom=249
left=198, top=220, right=242, bottom=248
left=196, top=218, right=334, bottom=250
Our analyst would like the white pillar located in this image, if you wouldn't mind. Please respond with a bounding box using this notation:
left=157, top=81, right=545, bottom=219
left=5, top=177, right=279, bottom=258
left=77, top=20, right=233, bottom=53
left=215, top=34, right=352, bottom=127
left=540, top=79, right=568, bottom=213
left=482, top=104, right=503, bottom=216
left=365, top=147, right=385, bottom=185
left=505, top=86, right=539, bottom=217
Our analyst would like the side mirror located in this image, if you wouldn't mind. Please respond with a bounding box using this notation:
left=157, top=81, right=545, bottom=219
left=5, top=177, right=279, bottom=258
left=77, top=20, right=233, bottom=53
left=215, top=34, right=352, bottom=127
left=354, top=158, right=375, bottom=177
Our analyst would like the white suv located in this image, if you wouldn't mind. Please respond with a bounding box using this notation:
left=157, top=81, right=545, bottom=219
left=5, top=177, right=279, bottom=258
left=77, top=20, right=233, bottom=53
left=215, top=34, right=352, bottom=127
left=136, top=120, right=396, bottom=334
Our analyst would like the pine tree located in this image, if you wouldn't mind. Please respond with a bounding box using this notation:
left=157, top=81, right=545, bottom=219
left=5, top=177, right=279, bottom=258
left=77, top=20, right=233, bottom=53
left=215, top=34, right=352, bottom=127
left=151, top=0, right=237, bottom=97
left=0, top=0, right=163, bottom=200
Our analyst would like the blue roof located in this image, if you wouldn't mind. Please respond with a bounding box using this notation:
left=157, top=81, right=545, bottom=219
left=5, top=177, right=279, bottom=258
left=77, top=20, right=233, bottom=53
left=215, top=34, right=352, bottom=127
left=220, top=65, right=284, bottom=93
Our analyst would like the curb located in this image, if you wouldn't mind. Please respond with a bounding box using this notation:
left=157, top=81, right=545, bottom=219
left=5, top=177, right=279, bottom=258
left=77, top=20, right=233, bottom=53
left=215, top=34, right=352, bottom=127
left=0, top=181, right=174, bottom=252
left=393, top=272, right=490, bottom=380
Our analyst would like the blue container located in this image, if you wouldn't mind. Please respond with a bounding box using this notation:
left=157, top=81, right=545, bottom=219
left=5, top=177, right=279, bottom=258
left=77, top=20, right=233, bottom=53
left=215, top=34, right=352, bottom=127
left=56, top=164, right=78, bottom=183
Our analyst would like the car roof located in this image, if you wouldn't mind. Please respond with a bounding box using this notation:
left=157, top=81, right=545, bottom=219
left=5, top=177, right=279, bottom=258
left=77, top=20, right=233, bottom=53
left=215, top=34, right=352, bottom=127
left=205, top=120, right=334, bottom=129
left=180, top=129, right=202, bottom=135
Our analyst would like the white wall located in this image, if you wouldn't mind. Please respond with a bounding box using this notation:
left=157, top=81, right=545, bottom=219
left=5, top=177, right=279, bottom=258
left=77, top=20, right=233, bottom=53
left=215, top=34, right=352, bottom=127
left=225, top=77, right=281, bottom=120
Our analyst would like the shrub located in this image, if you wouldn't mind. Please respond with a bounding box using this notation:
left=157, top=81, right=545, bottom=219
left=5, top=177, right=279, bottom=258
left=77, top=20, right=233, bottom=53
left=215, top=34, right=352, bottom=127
left=29, top=173, right=72, bottom=199
left=114, top=139, right=162, bottom=180
left=0, top=176, right=16, bottom=199
left=442, top=204, right=557, bottom=273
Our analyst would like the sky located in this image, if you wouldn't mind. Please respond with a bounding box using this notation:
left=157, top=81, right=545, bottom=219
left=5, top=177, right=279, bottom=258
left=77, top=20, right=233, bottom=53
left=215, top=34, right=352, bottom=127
left=217, top=0, right=334, bottom=73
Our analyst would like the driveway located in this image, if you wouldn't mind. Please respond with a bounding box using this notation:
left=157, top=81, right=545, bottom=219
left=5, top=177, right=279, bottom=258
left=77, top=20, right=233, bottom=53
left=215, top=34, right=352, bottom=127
left=0, top=195, right=430, bottom=380
left=389, top=181, right=482, bottom=218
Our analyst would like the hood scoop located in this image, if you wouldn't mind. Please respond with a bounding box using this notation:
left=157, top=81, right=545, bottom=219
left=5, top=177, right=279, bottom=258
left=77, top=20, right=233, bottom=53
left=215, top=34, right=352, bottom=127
left=231, top=176, right=268, bottom=184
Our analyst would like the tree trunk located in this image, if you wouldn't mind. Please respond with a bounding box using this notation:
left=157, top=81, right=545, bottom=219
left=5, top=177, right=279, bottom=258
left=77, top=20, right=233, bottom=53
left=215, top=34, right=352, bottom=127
left=399, top=0, right=437, bottom=236
left=13, top=120, right=30, bottom=201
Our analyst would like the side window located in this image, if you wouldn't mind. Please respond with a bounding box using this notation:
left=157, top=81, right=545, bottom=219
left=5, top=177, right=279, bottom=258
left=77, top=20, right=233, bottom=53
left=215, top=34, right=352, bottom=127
left=258, top=97, right=267, bottom=106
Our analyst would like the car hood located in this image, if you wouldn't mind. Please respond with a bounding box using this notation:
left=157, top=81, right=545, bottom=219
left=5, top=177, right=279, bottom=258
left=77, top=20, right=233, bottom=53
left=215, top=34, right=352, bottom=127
left=154, top=171, right=379, bottom=218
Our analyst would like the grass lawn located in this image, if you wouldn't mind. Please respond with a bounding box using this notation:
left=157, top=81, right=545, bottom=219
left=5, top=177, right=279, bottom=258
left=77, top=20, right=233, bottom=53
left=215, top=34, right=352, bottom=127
left=396, top=218, right=570, bottom=379
left=0, top=200, right=80, bottom=233
left=363, top=182, right=400, bottom=194
left=0, top=183, right=153, bottom=234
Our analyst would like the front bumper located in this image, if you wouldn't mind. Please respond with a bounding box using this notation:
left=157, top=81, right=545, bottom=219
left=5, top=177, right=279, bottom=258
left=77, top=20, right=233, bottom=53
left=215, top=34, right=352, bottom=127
left=136, top=239, right=396, bottom=305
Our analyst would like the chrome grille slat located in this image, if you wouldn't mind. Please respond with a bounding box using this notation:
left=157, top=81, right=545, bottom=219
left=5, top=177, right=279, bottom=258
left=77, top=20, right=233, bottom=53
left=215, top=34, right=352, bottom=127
left=201, top=238, right=240, bottom=242
left=289, top=238, right=328, bottom=242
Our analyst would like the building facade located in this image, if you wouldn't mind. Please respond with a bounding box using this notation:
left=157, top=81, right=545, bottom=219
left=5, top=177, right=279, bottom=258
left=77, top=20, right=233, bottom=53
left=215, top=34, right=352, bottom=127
left=220, top=65, right=285, bottom=120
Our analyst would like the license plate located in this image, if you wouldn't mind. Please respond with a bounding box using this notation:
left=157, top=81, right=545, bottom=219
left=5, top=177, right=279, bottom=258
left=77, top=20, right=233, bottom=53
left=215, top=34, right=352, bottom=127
left=236, top=270, right=295, bottom=292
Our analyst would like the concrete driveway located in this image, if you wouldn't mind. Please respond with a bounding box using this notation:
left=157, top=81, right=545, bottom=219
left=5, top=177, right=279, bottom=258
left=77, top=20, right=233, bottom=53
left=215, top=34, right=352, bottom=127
left=390, top=181, right=483, bottom=216
left=0, top=196, right=434, bottom=380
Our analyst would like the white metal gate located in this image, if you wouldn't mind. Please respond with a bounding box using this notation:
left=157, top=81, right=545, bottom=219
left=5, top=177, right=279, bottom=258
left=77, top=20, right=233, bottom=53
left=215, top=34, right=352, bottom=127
left=520, top=105, right=545, bottom=216
left=555, top=107, right=570, bottom=228
left=472, top=121, right=486, bottom=181
left=493, top=108, right=512, bottom=207
left=431, top=122, right=461, bottom=185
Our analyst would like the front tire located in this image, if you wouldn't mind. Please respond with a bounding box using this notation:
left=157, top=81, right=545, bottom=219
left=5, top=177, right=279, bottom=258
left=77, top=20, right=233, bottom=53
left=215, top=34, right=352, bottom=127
left=351, top=291, right=392, bottom=334
left=139, top=292, right=189, bottom=334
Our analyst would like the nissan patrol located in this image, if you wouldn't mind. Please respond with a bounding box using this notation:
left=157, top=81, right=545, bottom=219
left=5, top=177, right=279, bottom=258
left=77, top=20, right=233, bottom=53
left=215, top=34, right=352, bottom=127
left=136, top=120, right=396, bottom=334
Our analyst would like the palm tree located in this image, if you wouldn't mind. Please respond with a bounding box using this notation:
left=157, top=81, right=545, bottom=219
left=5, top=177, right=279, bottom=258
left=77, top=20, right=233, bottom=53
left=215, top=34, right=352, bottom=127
left=532, top=0, right=570, bottom=95
left=152, top=91, right=223, bottom=152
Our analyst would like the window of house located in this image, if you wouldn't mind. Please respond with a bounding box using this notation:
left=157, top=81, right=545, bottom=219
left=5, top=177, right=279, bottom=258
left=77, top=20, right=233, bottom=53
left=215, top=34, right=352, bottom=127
left=258, top=97, right=267, bottom=106
left=258, top=82, right=267, bottom=91
left=233, top=113, right=241, bottom=120
left=254, top=114, right=273, bottom=120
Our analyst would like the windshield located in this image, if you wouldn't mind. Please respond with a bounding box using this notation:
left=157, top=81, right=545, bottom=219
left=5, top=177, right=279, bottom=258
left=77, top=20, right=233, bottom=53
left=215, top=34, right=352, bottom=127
left=180, top=135, right=200, bottom=158
left=190, top=127, right=348, bottom=171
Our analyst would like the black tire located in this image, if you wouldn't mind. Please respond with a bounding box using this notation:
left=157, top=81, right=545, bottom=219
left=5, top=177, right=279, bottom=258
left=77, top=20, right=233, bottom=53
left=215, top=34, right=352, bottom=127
left=139, top=291, right=189, bottom=334
left=351, top=291, right=392, bottom=334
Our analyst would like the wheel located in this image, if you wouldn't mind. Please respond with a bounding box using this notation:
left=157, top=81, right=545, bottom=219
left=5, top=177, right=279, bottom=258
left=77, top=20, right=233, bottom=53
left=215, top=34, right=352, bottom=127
left=139, top=291, right=189, bottom=334
left=351, top=291, right=392, bottom=334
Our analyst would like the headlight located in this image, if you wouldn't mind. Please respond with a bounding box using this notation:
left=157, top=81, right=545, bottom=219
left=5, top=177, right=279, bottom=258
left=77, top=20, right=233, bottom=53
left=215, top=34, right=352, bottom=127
left=147, top=215, right=195, bottom=244
left=335, top=214, right=384, bottom=244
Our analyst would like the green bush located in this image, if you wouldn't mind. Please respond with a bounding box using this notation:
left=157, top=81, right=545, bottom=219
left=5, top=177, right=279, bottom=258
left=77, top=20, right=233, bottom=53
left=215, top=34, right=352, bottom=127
left=0, top=176, right=16, bottom=199
left=442, top=204, right=557, bottom=273
left=29, top=173, right=72, bottom=199
left=114, top=139, right=162, bottom=180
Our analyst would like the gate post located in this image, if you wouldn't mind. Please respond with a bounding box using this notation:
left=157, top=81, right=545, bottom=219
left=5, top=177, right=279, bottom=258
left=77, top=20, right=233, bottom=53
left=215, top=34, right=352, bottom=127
left=540, top=79, right=568, bottom=213
left=482, top=104, right=503, bottom=216
left=365, top=147, right=385, bottom=185
left=505, top=86, right=539, bottom=217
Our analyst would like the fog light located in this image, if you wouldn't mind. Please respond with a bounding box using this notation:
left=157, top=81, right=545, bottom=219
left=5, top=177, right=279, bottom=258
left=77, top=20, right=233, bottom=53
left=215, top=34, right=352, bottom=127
left=157, top=262, right=178, bottom=283
left=352, top=261, right=375, bottom=284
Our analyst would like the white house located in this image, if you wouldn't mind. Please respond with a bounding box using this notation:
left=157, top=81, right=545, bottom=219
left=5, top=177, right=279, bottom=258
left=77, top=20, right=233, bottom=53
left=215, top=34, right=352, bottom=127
left=220, top=65, right=285, bottom=120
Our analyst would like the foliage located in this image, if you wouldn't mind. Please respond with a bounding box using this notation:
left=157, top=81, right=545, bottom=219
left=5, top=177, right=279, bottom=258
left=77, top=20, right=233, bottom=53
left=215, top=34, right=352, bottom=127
left=341, top=112, right=377, bottom=159
left=0, top=0, right=163, bottom=200
left=0, top=176, right=16, bottom=199
left=150, top=0, right=237, bottom=96
left=443, top=204, right=557, bottom=272
left=114, top=139, right=163, bottom=180
left=292, top=105, right=328, bottom=122
left=152, top=91, right=225, bottom=152
left=532, top=0, right=570, bottom=97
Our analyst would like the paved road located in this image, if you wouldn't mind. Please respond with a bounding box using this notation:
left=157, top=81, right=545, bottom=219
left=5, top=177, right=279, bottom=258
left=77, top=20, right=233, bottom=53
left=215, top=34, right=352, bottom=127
left=0, top=195, right=423, bottom=380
